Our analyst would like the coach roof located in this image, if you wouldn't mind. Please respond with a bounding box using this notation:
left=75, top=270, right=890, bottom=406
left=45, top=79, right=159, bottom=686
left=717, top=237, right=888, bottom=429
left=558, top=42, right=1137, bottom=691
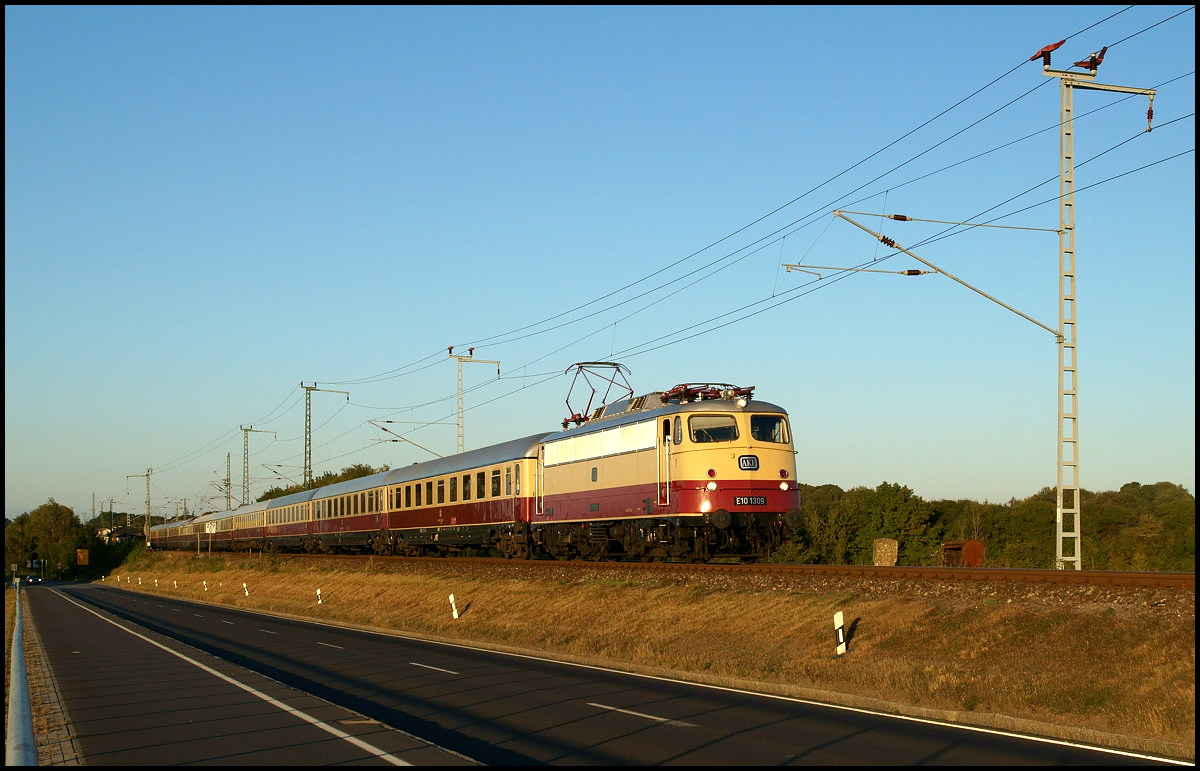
left=311, top=433, right=552, bottom=500
left=264, top=488, right=318, bottom=509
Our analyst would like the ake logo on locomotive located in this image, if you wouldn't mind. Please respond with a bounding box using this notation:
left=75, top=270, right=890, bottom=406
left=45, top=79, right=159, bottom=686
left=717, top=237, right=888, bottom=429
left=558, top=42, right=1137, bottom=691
left=737, top=454, right=759, bottom=471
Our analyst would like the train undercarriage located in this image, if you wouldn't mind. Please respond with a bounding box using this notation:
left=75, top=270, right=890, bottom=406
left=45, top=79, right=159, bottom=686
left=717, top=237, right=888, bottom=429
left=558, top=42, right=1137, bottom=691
left=194, top=508, right=804, bottom=563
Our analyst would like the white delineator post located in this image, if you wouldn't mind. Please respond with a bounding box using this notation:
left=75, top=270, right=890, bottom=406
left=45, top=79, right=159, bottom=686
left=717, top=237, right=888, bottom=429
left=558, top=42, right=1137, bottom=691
left=834, top=611, right=847, bottom=656
left=449, top=594, right=459, bottom=619
left=317, top=588, right=323, bottom=605
left=243, top=582, right=249, bottom=597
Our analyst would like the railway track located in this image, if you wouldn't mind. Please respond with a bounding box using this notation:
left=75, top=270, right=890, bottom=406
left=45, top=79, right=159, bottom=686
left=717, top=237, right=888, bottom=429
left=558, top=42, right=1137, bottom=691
left=287, top=553, right=1195, bottom=589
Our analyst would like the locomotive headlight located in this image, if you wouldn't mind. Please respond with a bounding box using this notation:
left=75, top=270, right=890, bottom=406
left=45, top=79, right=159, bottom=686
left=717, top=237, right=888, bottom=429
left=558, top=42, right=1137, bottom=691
left=779, top=481, right=790, bottom=491
left=735, top=397, right=748, bottom=408
left=706, top=481, right=717, bottom=492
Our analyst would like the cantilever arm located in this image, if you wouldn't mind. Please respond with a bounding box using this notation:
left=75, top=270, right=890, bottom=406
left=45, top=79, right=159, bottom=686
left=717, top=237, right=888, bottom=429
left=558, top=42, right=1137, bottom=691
left=833, top=211, right=1061, bottom=341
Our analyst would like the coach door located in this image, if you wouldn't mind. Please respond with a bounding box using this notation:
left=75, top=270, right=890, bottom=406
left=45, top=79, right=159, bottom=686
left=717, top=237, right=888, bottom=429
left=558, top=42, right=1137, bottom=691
left=657, top=418, right=671, bottom=507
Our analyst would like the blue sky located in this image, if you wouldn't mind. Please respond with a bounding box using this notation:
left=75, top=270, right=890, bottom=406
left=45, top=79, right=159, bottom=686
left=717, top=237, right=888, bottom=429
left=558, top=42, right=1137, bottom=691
left=5, top=6, right=1195, bottom=522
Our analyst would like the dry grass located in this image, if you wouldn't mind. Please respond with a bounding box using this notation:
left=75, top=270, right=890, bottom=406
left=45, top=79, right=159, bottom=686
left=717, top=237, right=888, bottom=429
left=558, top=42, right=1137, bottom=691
left=107, top=552, right=1195, bottom=745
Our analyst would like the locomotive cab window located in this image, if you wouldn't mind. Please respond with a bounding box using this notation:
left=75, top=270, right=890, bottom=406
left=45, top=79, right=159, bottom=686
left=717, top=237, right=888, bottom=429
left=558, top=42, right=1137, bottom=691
left=751, top=415, right=789, bottom=443
left=689, top=414, right=739, bottom=443
left=673, top=416, right=682, bottom=445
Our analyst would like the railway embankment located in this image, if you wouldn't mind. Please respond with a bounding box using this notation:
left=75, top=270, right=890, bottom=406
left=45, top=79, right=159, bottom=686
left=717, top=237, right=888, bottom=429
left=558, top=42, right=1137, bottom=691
left=105, top=551, right=1195, bottom=754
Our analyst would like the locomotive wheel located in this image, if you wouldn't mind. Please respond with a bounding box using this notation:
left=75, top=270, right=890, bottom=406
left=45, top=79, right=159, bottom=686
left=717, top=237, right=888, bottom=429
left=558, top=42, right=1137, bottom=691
left=711, top=509, right=733, bottom=530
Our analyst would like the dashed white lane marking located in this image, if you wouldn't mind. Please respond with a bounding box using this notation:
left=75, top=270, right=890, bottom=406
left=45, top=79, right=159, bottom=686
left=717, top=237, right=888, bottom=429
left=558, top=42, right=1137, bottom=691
left=316, top=641, right=344, bottom=650
left=172, top=608, right=181, bottom=612
left=220, top=620, right=234, bottom=625
left=194, top=614, right=203, bottom=617
left=260, top=629, right=278, bottom=635
left=53, top=590, right=409, bottom=766
left=156, top=604, right=163, bottom=608
left=588, top=702, right=696, bottom=727
left=409, top=662, right=459, bottom=675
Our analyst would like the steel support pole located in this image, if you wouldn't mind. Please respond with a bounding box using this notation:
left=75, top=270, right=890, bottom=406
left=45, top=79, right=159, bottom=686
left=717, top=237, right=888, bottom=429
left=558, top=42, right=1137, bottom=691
left=305, top=386, right=312, bottom=487
left=1042, top=63, right=1154, bottom=569
left=1056, top=79, right=1081, bottom=570
left=145, top=469, right=152, bottom=546
left=449, top=351, right=500, bottom=454
left=457, top=359, right=465, bottom=455
left=243, top=428, right=250, bottom=506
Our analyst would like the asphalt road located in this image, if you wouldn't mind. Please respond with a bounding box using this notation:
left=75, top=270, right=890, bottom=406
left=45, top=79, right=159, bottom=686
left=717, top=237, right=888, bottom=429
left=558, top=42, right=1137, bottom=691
left=27, top=583, right=1172, bottom=766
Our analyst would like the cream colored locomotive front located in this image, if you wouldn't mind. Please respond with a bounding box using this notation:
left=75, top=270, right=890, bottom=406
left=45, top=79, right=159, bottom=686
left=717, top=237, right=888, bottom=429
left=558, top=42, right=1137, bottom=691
left=666, top=409, right=798, bottom=517
left=538, top=402, right=798, bottom=522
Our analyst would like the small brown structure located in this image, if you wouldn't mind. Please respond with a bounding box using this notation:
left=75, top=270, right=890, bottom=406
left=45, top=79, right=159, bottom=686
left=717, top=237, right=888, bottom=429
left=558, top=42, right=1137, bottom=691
left=941, top=540, right=985, bottom=567
left=872, top=538, right=898, bottom=566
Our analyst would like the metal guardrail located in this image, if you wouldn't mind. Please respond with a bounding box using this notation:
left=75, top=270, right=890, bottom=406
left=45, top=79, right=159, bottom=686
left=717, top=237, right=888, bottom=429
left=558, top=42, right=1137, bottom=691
left=6, top=583, right=38, bottom=766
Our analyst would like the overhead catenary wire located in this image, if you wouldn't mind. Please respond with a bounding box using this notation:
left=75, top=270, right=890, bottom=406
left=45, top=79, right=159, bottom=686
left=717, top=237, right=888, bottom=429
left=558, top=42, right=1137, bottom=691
left=306, top=9, right=1135, bottom=389
left=151, top=7, right=1186, bottom=499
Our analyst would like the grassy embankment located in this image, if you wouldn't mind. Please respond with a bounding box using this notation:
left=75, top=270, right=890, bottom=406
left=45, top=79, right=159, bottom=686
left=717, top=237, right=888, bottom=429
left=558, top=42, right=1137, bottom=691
left=106, top=550, right=1195, bottom=748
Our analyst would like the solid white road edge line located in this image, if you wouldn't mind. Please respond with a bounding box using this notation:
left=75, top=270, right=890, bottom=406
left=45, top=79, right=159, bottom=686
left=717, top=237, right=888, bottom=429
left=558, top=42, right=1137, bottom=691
left=52, top=589, right=409, bottom=766
left=588, top=702, right=696, bottom=727
left=410, top=662, right=460, bottom=675
left=86, top=583, right=1190, bottom=765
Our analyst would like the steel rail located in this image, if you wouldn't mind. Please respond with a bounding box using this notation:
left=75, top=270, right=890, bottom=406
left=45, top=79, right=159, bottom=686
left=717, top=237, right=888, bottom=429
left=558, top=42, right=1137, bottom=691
left=256, top=553, right=1195, bottom=589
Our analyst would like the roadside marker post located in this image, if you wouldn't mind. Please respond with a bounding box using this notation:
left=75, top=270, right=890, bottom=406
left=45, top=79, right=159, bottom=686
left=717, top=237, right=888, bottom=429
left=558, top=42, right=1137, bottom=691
left=317, top=588, right=323, bottom=605
left=243, top=583, right=249, bottom=597
left=449, top=594, right=459, bottom=619
left=203, top=581, right=208, bottom=592
left=834, top=611, right=848, bottom=657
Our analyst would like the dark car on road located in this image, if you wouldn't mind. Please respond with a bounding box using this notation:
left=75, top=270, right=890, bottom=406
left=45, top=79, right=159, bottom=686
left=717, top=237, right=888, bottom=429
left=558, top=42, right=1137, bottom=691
left=24, top=575, right=40, bottom=585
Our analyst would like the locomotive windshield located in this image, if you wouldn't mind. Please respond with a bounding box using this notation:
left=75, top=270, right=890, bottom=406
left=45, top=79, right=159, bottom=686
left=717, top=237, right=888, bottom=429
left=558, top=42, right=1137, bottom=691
left=689, top=414, right=739, bottom=443
left=750, top=414, right=789, bottom=443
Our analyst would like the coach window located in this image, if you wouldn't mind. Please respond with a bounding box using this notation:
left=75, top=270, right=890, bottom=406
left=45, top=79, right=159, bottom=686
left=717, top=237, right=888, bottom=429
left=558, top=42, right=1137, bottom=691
left=415, top=483, right=422, bottom=507
left=491, top=469, right=501, bottom=497
left=476, top=471, right=486, bottom=499
left=425, top=481, right=433, bottom=505
left=449, top=476, right=458, bottom=503
left=506, top=467, right=512, bottom=495
left=514, top=465, right=521, bottom=495
left=437, top=479, right=445, bottom=504
left=462, top=474, right=471, bottom=501
left=351, top=495, right=358, bottom=516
